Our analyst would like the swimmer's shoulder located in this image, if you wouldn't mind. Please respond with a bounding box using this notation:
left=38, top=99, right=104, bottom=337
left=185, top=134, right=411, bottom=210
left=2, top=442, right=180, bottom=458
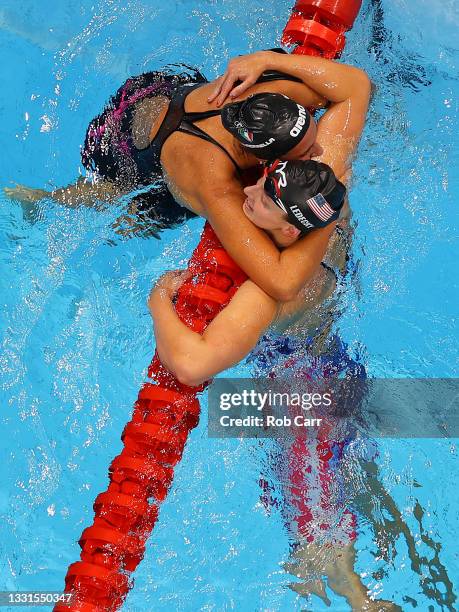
left=161, top=137, right=241, bottom=216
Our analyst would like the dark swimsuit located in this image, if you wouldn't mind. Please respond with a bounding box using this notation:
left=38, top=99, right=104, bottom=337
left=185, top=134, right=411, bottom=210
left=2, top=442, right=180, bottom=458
left=132, top=67, right=305, bottom=182
left=81, top=52, right=302, bottom=228
left=131, top=82, right=242, bottom=182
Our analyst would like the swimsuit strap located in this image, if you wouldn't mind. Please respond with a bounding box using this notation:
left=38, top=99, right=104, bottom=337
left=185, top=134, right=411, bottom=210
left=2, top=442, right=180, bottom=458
left=181, top=109, right=222, bottom=122
left=320, top=260, right=338, bottom=282
left=153, top=84, right=242, bottom=174
left=177, top=121, right=242, bottom=175
left=152, top=83, right=204, bottom=152
left=256, top=70, right=303, bottom=85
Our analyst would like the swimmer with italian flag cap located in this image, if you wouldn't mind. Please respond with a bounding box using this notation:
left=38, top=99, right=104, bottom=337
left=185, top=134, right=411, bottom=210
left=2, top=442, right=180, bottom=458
left=6, top=50, right=370, bottom=304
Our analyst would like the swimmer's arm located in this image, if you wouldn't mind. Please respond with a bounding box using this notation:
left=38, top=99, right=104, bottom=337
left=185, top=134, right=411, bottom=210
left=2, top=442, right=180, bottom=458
left=50, top=178, right=125, bottom=207
left=208, top=51, right=327, bottom=108
left=275, top=262, right=335, bottom=324
left=258, top=51, right=371, bottom=180
left=148, top=274, right=277, bottom=387
left=209, top=51, right=369, bottom=108
left=4, top=178, right=124, bottom=208
left=200, top=183, right=336, bottom=302
left=208, top=51, right=371, bottom=180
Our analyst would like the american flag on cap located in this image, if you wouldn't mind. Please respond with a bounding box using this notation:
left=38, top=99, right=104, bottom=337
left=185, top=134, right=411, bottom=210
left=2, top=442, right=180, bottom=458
left=306, top=193, right=335, bottom=222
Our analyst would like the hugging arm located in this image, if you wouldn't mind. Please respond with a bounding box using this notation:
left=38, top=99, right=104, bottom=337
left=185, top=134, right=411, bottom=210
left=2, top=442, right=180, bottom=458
left=148, top=272, right=277, bottom=387
left=196, top=178, right=335, bottom=303
left=210, top=51, right=371, bottom=181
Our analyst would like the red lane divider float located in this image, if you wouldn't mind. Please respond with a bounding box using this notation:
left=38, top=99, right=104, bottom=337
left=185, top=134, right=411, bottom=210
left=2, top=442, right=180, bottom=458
left=282, top=0, right=362, bottom=58
left=56, top=1, right=363, bottom=608
left=55, top=224, right=247, bottom=612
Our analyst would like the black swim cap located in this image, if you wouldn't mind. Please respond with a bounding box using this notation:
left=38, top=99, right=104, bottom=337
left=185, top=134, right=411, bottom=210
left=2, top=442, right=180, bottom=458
left=263, top=160, right=346, bottom=233
left=221, top=93, right=311, bottom=159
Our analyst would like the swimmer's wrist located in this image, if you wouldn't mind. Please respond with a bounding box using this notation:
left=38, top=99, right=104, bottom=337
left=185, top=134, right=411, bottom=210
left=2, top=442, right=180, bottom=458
left=262, top=50, right=280, bottom=71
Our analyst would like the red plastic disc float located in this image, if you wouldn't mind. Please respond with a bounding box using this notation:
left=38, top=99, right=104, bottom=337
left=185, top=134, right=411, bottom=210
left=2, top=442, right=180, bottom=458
left=282, top=0, right=362, bottom=58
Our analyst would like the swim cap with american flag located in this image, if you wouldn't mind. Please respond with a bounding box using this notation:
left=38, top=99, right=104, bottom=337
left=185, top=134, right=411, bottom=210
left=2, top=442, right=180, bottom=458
left=263, top=159, right=346, bottom=233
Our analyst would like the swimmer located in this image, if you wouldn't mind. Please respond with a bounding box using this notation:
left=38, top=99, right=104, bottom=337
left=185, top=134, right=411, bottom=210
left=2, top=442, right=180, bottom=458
left=4, top=50, right=370, bottom=303
left=148, top=158, right=346, bottom=387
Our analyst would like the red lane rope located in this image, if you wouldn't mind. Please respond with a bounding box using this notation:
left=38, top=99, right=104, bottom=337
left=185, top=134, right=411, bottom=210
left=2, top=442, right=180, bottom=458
left=282, top=0, right=362, bottom=58
left=56, top=2, right=362, bottom=609
left=55, top=225, right=247, bottom=612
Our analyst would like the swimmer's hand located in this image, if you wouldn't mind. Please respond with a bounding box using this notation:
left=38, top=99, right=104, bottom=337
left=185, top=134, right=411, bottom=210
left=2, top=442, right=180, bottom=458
left=3, top=184, right=50, bottom=204
left=148, top=270, right=190, bottom=310
left=208, top=51, right=272, bottom=107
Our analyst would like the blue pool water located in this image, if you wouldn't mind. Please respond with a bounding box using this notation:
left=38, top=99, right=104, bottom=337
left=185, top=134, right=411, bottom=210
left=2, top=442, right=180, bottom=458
left=1, top=0, right=458, bottom=610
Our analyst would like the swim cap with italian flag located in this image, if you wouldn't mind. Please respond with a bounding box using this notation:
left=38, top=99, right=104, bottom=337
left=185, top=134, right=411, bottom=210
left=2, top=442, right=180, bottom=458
left=263, top=160, right=346, bottom=232
left=221, top=93, right=311, bottom=159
